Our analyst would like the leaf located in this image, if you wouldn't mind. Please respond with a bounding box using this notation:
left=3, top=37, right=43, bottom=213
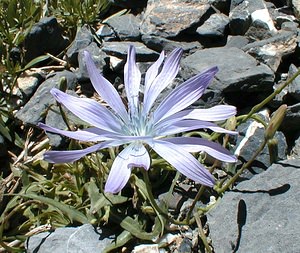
left=19, top=193, right=89, bottom=224
left=85, top=180, right=129, bottom=216
left=0, top=116, right=11, bottom=141
left=20, top=54, right=50, bottom=72
left=109, top=211, right=160, bottom=241
left=102, top=230, right=133, bottom=253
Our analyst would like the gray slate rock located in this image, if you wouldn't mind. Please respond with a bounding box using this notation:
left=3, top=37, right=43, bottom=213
left=26, top=224, right=115, bottom=253
left=234, top=112, right=287, bottom=179
left=96, top=24, right=115, bottom=41
left=141, top=34, right=202, bottom=54
left=291, top=133, right=300, bottom=159
left=66, top=25, right=94, bottom=66
left=181, top=47, right=274, bottom=94
left=140, top=0, right=210, bottom=38
left=242, top=30, right=298, bottom=72
left=208, top=159, right=300, bottom=253
left=15, top=71, right=77, bottom=125
left=105, top=13, right=141, bottom=41
left=196, top=13, right=229, bottom=38
left=288, top=0, right=300, bottom=18
left=281, top=102, right=300, bottom=132
left=24, top=17, right=69, bottom=63
left=288, top=64, right=300, bottom=101
left=76, top=42, right=107, bottom=81
left=229, top=0, right=269, bottom=35
left=109, top=0, right=147, bottom=9
left=102, top=41, right=159, bottom=61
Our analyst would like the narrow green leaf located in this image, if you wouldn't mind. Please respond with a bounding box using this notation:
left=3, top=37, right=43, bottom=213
left=20, top=55, right=50, bottom=72
left=109, top=211, right=160, bottom=241
left=0, top=117, right=11, bottom=141
left=19, top=193, right=89, bottom=224
left=102, top=230, right=133, bottom=253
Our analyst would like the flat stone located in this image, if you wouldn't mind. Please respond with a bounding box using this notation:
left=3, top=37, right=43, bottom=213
left=15, top=71, right=77, bottom=125
left=288, top=64, right=300, bottom=101
left=291, top=134, right=300, bottom=159
left=140, top=0, right=210, bottom=38
left=229, top=0, right=270, bottom=35
left=101, top=41, right=159, bottom=61
left=242, top=30, right=297, bottom=72
left=196, top=13, right=230, bottom=38
left=234, top=110, right=287, bottom=179
left=208, top=159, right=300, bottom=253
left=181, top=47, right=274, bottom=93
left=26, top=224, right=115, bottom=253
left=288, top=0, right=300, bottom=18
left=281, top=102, right=300, bottom=132
left=66, top=25, right=94, bottom=66
left=24, top=17, right=69, bottom=63
left=141, top=34, right=202, bottom=54
left=105, top=14, right=141, bottom=41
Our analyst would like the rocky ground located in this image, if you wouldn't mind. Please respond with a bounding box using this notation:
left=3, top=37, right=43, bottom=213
left=8, top=0, right=300, bottom=252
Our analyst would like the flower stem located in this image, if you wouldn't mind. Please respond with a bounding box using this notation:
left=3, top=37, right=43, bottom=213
left=215, top=139, right=267, bottom=194
left=239, top=67, right=300, bottom=124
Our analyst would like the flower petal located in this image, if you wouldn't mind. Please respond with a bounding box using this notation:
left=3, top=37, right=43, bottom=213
left=163, top=105, right=236, bottom=122
left=43, top=142, right=110, bottom=163
left=148, top=140, right=215, bottom=187
left=164, top=137, right=237, bottom=163
left=84, top=51, right=129, bottom=122
left=143, top=48, right=183, bottom=114
left=144, top=50, right=165, bottom=93
left=153, top=66, right=218, bottom=124
left=156, top=119, right=237, bottom=136
left=105, top=143, right=150, bottom=193
left=38, top=123, right=118, bottom=142
left=124, top=45, right=141, bottom=114
left=50, top=88, right=122, bottom=133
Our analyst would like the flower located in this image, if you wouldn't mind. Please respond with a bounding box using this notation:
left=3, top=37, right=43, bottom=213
left=38, top=46, right=237, bottom=193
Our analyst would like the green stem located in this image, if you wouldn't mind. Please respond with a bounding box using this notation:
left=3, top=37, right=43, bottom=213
left=216, top=139, right=267, bottom=194
left=194, top=212, right=212, bottom=253
left=240, top=67, right=300, bottom=124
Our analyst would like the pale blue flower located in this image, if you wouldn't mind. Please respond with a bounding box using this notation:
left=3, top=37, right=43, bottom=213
left=38, top=46, right=237, bottom=193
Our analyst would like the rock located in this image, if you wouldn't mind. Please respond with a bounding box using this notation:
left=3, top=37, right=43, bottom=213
left=281, top=20, right=299, bottom=31
left=109, top=0, right=148, bottom=9
left=26, top=224, right=115, bottom=253
left=242, top=30, right=297, bottom=72
left=66, top=25, right=94, bottom=66
left=24, top=17, right=69, bottom=63
left=15, top=71, right=77, bottom=125
left=196, top=13, right=230, bottom=39
left=140, top=0, right=210, bottom=38
left=234, top=110, right=287, bottom=179
left=0, top=135, right=7, bottom=157
left=181, top=47, right=274, bottom=106
left=288, top=0, right=300, bottom=18
left=141, top=34, right=202, bottom=54
left=287, top=64, right=300, bottom=101
left=281, top=102, right=300, bottom=132
left=14, top=70, right=44, bottom=101
left=96, top=24, right=115, bottom=41
left=102, top=41, right=159, bottom=61
left=105, top=13, right=141, bottom=41
left=44, top=104, right=68, bottom=148
left=208, top=159, right=300, bottom=253
left=132, top=244, right=159, bottom=253
left=76, top=42, right=108, bottom=81
left=226, top=35, right=250, bottom=49
left=291, top=133, right=300, bottom=159
left=229, top=0, right=272, bottom=35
